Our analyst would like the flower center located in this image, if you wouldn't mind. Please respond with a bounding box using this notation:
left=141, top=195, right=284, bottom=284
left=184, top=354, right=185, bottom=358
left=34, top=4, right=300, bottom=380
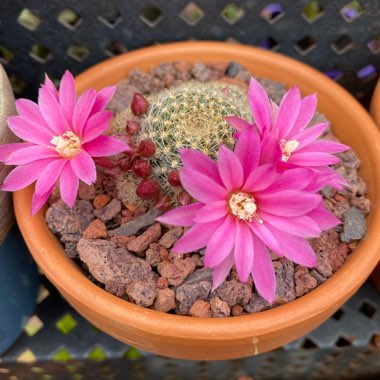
left=50, top=131, right=82, bottom=158
left=279, top=139, right=299, bottom=162
left=228, top=192, right=262, bottom=223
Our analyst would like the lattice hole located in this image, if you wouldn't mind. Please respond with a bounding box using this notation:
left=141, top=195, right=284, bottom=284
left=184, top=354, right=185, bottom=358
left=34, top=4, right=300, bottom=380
left=331, top=308, right=345, bottom=320
left=335, top=336, right=353, bottom=347
left=367, top=36, right=380, bottom=54
left=356, top=64, right=377, bottom=82
left=71, top=375, right=84, bottom=380
left=302, top=0, right=324, bottom=23
left=221, top=3, right=245, bottom=25
left=295, top=36, right=316, bottom=55
left=331, top=34, right=354, bottom=54
left=370, top=333, right=380, bottom=348
left=17, top=8, right=41, bottom=31
left=140, top=4, right=163, bottom=27
left=0, top=368, right=10, bottom=374
left=29, top=44, right=52, bottom=63
left=88, top=346, right=107, bottom=361
left=98, top=6, right=122, bottom=28
left=341, top=1, right=364, bottom=22
left=301, top=338, right=319, bottom=350
left=56, top=313, right=77, bottom=334
left=24, top=315, right=44, bottom=336
left=67, top=45, right=90, bottom=62
left=53, top=347, right=72, bottom=362
left=16, top=348, right=37, bottom=363
left=105, top=41, right=128, bottom=56
left=31, top=367, right=43, bottom=373
left=10, top=75, right=27, bottom=94
left=37, top=284, right=50, bottom=303
left=359, top=300, right=377, bottom=318
left=261, top=3, right=285, bottom=24
left=325, top=68, right=344, bottom=81
left=124, top=346, right=142, bottom=360
left=260, top=36, right=279, bottom=50
left=0, top=46, right=14, bottom=64
left=58, top=8, right=81, bottom=29
left=180, top=3, right=204, bottom=26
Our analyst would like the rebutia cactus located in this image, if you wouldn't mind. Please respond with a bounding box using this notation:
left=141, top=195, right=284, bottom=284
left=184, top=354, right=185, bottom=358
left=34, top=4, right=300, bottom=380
left=113, top=80, right=251, bottom=202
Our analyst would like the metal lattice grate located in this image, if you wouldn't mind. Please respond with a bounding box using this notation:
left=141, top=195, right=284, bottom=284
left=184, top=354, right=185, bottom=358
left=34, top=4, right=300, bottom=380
left=0, top=0, right=378, bottom=104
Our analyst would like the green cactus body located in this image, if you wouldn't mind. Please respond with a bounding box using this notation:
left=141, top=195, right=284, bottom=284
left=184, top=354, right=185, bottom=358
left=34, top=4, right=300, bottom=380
left=140, top=81, right=251, bottom=194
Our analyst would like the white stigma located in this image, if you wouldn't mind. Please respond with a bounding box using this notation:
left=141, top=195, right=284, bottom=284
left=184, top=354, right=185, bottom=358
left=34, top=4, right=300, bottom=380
left=228, top=192, right=262, bottom=223
left=280, top=139, right=299, bottom=162
left=50, top=131, right=82, bottom=158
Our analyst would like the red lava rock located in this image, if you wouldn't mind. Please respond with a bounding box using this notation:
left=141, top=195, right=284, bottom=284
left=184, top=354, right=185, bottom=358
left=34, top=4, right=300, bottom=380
left=210, top=297, right=230, bottom=317
left=237, top=376, right=255, bottom=380
left=190, top=253, right=203, bottom=267
left=351, top=196, right=371, bottom=214
left=156, top=276, right=169, bottom=289
left=93, top=194, right=111, bottom=209
left=105, top=281, right=126, bottom=297
left=159, top=245, right=170, bottom=262
left=231, top=304, right=244, bottom=316
left=94, top=198, right=122, bottom=222
left=82, top=219, right=107, bottom=239
left=153, top=288, right=176, bottom=312
left=145, top=245, right=161, bottom=267
left=294, top=266, right=318, bottom=297
left=244, top=293, right=271, bottom=313
left=107, top=80, right=139, bottom=113
left=158, top=227, right=183, bottom=248
left=176, top=281, right=212, bottom=315
left=173, top=61, right=193, bottom=74
left=126, top=281, right=156, bottom=307
left=189, top=300, right=212, bottom=318
left=273, top=258, right=296, bottom=304
left=309, top=269, right=327, bottom=285
left=110, top=235, right=136, bottom=249
left=78, top=182, right=96, bottom=200
left=215, top=280, right=252, bottom=307
left=191, top=63, right=219, bottom=82
left=157, top=258, right=196, bottom=286
left=127, top=223, right=161, bottom=252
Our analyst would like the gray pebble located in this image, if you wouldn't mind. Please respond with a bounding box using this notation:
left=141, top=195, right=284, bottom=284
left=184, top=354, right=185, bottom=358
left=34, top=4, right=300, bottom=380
left=341, top=207, right=366, bottom=242
left=225, top=61, right=244, bottom=77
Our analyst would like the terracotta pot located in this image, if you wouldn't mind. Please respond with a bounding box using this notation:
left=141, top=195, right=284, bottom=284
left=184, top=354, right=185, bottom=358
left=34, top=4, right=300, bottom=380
left=370, top=79, right=380, bottom=292
left=14, top=42, right=380, bottom=360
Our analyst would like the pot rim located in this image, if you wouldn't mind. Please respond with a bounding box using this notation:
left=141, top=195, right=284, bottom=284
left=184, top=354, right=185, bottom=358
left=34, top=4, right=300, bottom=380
left=14, top=41, right=380, bottom=345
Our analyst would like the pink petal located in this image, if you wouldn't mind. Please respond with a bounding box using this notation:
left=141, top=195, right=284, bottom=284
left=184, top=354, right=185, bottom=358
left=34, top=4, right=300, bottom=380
left=180, top=167, right=228, bottom=204
left=211, top=254, right=235, bottom=291
left=307, top=203, right=341, bottom=231
left=258, top=190, right=321, bottom=217
left=59, top=71, right=76, bottom=124
left=290, top=152, right=340, bottom=166
left=81, top=111, right=113, bottom=143
left=83, top=135, right=129, bottom=157
left=260, top=211, right=321, bottom=238
left=194, top=201, right=228, bottom=223
left=72, top=88, right=96, bottom=137
left=270, top=99, right=279, bottom=124
left=248, top=78, right=272, bottom=134
left=234, top=126, right=260, bottom=180
left=274, top=85, right=301, bottom=139
left=172, top=219, right=223, bottom=253
left=43, top=74, right=59, bottom=101
left=0, top=142, right=33, bottom=161
left=156, top=202, right=204, bottom=226
left=6, top=145, right=59, bottom=165
left=251, top=235, right=276, bottom=303
left=269, top=226, right=318, bottom=267
left=234, top=221, right=254, bottom=282
left=264, top=168, right=314, bottom=193
left=7, top=116, right=52, bottom=145
left=1, top=158, right=53, bottom=191
left=313, top=166, right=347, bottom=189
left=90, top=86, right=116, bottom=116
left=180, top=148, right=222, bottom=185
left=248, top=221, right=280, bottom=253
left=289, top=93, right=317, bottom=136
left=204, top=215, right=236, bottom=267
left=31, top=185, right=54, bottom=216
left=38, top=86, right=69, bottom=134
left=294, top=122, right=329, bottom=149
left=297, top=140, right=349, bottom=154
left=59, top=163, right=79, bottom=207
left=217, top=145, right=243, bottom=191
left=70, top=150, right=96, bottom=184
left=243, top=164, right=276, bottom=193
left=259, top=132, right=280, bottom=165
left=34, top=158, right=67, bottom=196
left=224, top=116, right=252, bottom=132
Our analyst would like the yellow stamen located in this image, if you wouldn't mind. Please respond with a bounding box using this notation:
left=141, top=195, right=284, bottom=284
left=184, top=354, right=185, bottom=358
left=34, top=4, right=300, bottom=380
left=280, top=139, right=299, bottom=162
left=228, top=192, right=263, bottom=223
left=50, top=131, right=81, bottom=158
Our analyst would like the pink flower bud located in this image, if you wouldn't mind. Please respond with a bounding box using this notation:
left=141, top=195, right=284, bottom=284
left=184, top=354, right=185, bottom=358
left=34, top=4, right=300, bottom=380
left=126, top=120, right=141, bottom=135
left=167, top=170, right=181, bottom=187
left=133, top=159, right=152, bottom=179
left=138, top=139, right=156, bottom=158
left=154, top=195, right=173, bottom=211
left=131, top=93, right=149, bottom=117
left=117, top=153, right=135, bottom=172
left=177, top=190, right=192, bottom=206
left=136, top=179, right=161, bottom=200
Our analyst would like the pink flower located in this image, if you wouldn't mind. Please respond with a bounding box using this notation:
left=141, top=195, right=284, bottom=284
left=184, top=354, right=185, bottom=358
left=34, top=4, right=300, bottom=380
left=226, top=78, right=349, bottom=189
left=0, top=71, right=129, bottom=214
left=157, top=127, right=340, bottom=303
